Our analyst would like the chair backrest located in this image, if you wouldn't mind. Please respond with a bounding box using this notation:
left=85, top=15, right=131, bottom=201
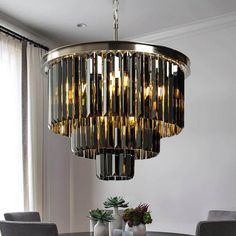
left=0, top=221, right=58, bottom=236
left=208, top=210, right=236, bottom=221
left=196, top=220, right=236, bottom=236
left=4, top=212, right=41, bottom=222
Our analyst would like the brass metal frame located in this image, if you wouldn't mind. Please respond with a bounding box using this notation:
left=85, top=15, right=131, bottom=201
left=42, top=41, right=190, bottom=76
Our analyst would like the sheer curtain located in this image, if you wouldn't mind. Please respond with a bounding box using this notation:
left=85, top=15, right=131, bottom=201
left=25, top=44, right=47, bottom=215
left=0, top=32, right=24, bottom=218
left=0, top=30, right=47, bottom=219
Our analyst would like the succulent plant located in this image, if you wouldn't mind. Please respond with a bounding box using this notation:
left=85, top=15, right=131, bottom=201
left=88, top=208, right=114, bottom=223
left=122, top=203, right=152, bottom=227
left=88, top=209, right=100, bottom=221
left=143, top=212, right=152, bottom=224
left=103, top=196, right=129, bottom=208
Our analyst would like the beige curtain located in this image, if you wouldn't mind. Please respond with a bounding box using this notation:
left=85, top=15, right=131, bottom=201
left=24, top=44, right=47, bottom=215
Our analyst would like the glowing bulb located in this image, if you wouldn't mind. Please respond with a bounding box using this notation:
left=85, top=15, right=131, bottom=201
left=122, top=126, right=126, bottom=136
left=153, top=101, right=157, bottom=110
left=123, top=75, right=129, bottom=88
left=175, top=88, right=180, bottom=98
left=61, top=125, right=65, bottom=134
left=109, top=72, right=116, bottom=93
left=158, top=86, right=165, bottom=99
left=129, top=117, right=135, bottom=126
left=82, top=83, right=86, bottom=93
left=69, top=90, right=73, bottom=101
left=145, top=86, right=150, bottom=99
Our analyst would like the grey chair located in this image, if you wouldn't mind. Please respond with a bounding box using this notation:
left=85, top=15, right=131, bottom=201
left=196, top=220, right=236, bottom=236
left=207, top=210, right=236, bottom=221
left=4, top=211, right=41, bottom=222
left=196, top=210, right=236, bottom=236
left=0, top=221, right=58, bottom=236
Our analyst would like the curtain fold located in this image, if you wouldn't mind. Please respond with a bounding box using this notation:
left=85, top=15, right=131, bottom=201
left=21, top=40, right=29, bottom=210
left=24, top=44, right=47, bottom=215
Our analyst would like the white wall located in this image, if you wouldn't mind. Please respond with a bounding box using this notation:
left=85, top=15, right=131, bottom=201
left=0, top=11, right=57, bottom=49
left=43, top=19, right=236, bottom=234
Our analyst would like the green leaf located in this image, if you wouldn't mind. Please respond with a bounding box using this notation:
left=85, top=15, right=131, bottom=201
left=103, top=196, right=129, bottom=208
left=88, top=208, right=114, bottom=223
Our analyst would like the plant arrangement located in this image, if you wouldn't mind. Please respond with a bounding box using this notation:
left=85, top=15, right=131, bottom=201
left=123, top=203, right=152, bottom=227
left=88, top=208, right=114, bottom=223
left=103, top=196, right=129, bottom=208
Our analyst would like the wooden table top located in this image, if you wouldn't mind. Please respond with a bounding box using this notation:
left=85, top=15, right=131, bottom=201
left=60, top=232, right=192, bottom=236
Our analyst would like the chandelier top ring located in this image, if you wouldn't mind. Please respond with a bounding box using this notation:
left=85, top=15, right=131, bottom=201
left=43, top=41, right=190, bottom=77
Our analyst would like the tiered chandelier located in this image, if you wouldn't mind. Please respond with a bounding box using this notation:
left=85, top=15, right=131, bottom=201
left=43, top=0, right=190, bottom=180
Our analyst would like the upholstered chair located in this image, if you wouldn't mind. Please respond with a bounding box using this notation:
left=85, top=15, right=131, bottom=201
left=196, top=210, right=236, bottom=236
left=4, top=211, right=41, bottom=222
left=0, top=221, right=58, bottom=236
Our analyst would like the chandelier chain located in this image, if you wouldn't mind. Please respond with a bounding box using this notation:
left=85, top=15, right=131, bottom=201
left=113, top=0, right=119, bottom=41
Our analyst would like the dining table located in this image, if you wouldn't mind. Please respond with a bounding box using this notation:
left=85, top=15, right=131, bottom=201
left=59, top=232, right=193, bottom=236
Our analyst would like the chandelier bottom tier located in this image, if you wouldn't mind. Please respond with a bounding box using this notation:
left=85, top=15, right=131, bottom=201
left=43, top=41, right=190, bottom=180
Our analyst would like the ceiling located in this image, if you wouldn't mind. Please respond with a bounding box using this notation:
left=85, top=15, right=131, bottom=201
left=1, top=0, right=236, bottom=46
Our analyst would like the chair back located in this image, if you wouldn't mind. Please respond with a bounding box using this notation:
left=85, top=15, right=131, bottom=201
left=4, top=212, right=41, bottom=222
left=0, top=221, right=58, bottom=236
left=196, top=220, right=236, bottom=236
left=208, top=210, right=236, bottom=221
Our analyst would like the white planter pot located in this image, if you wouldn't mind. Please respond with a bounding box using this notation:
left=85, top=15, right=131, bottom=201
left=133, top=224, right=146, bottom=236
left=124, top=222, right=133, bottom=232
left=109, top=207, right=122, bottom=236
left=94, top=221, right=109, bottom=236
left=89, top=219, right=97, bottom=232
left=125, top=223, right=146, bottom=236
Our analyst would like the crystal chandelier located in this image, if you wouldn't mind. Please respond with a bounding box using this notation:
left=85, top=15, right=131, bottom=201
left=42, top=0, right=190, bottom=180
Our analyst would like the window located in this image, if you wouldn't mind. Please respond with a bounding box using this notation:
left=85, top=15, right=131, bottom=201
left=0, top=33, right=24, bottom=218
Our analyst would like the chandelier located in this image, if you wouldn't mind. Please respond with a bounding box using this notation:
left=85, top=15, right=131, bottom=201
left=42, top=0, right=190, bottom=180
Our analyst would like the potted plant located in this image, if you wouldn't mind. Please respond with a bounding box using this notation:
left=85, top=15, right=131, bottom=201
left=88, top=209, right=99, bottom=232
left=103, top=196, right=129, bottom=236
left=123, top=203, right=152, bottom=236
left=88, top=208, right=114, bottom=236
